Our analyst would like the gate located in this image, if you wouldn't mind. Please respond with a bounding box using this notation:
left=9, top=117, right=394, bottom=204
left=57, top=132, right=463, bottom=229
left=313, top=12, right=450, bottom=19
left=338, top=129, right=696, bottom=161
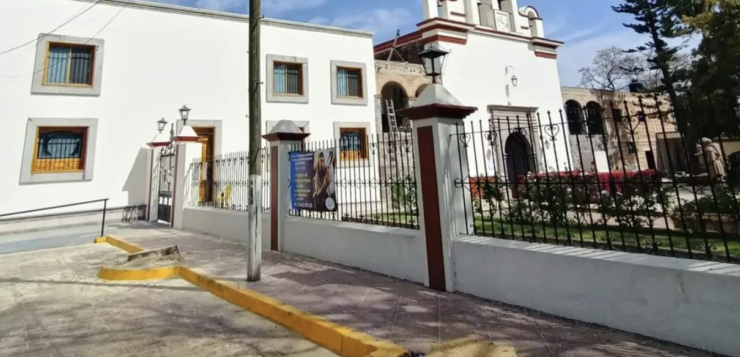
left=158, top=145, right=176, bottom=223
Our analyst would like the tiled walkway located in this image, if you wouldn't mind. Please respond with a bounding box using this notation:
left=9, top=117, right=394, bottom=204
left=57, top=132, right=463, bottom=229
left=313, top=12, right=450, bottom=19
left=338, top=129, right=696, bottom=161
left=117, top=224, right=717, bottom=357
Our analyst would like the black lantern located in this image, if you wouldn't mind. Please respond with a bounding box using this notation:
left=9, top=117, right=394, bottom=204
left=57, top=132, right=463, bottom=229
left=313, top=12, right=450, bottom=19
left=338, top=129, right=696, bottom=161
left=511, top=75, right=519, bottom=87
left=179, top=105, right=191, bottom=125
left=418, top=44, right=449, bottom=83
left=157, top=118, right=168, bottom=133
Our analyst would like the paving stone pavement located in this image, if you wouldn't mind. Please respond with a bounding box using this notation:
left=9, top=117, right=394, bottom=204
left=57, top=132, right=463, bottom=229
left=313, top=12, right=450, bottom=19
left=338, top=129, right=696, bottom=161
left=114, top=223, right=721, bottom=357
left=0, top=235, right=337, bottom=357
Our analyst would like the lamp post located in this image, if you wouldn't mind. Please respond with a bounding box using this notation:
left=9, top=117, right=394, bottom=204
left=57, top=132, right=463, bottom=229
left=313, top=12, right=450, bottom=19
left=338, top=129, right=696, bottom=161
left=505, top=66, right=518, bottom=87
left=179, top=105, right=191, bottom=126
left=418, top=43, right=449, bottom=84
left=175, top=105, right=198, bottom=142
left=157, top=118, right=168, bottom=133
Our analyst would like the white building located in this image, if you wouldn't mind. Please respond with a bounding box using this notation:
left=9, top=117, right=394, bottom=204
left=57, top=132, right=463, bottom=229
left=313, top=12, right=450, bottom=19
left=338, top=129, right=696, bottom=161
left=375, top=0, right=568, bottom=179
left=0, top=0, right=377, bottom=216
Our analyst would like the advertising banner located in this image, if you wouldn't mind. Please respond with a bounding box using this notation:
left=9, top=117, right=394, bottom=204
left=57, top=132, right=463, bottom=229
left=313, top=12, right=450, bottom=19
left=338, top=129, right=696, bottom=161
left=290, top=148, right=337, bottom=212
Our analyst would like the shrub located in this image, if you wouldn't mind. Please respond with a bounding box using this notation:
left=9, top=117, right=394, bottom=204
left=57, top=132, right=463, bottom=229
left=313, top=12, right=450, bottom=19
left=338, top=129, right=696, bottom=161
left=391, top=175, right=418, bottom=213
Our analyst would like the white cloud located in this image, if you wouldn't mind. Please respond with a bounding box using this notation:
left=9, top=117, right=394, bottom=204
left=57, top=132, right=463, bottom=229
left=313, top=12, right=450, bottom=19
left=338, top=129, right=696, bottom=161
left=263, top=0, right=332, bottom=15
left=194, top=0, right=243, bottom=12
left=314, top=8, right=414, bottom=40
left=557, top=29, right=644, bottom=86
left=558, top=26, right=603, bottom=44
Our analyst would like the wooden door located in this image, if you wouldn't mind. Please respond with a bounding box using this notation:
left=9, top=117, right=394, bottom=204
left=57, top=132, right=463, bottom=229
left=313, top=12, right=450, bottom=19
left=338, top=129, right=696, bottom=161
left=194, top=128, right=215, bottom=205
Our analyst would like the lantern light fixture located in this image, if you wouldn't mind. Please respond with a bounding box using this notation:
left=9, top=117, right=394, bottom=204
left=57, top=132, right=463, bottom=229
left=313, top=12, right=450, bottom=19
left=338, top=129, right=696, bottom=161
left=179, top=105, right=191, bottom=125
left=157, top=118, right=168, bottom=133
left=418, top=44, right=449, bottom=84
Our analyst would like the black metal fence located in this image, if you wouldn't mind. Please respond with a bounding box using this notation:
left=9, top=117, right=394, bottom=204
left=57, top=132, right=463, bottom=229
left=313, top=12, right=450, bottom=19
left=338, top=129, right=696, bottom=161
left=288, top=133, right=420, bottom=229
left=454, top=96, right=740, bottom=263
left=187, top=149, right=270, bottom=213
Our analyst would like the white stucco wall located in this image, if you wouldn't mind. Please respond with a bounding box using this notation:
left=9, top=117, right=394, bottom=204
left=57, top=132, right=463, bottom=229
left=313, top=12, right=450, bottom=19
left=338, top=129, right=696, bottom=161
left=0, top=0, right=375, bottom=215
left=453, top=236, right=740, bottom=357
left=441, top=33, right=569, bottom=171
left=182, top=207, right=270, bottom=248
left=180, top=208, right=426, bottom=283
left=283, top=217, right=426, bottom=283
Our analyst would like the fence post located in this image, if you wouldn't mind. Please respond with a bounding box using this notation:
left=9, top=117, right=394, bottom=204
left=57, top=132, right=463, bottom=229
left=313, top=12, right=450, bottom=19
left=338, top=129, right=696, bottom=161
left=401, top=83, right=477, bottom=292
left=263, top=121, right=310, bottom=252
left=171, top=139, right=202, bottom=229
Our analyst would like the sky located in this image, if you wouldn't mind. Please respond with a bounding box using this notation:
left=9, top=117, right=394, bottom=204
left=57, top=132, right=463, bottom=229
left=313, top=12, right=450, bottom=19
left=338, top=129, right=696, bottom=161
left=150, top=0, right=662, bottom=87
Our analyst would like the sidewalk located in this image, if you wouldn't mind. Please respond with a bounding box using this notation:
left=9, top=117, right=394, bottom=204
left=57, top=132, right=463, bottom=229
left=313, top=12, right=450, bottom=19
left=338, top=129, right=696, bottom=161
left=0, top=232, right=337, bottom=357
left=116, top=224, right=715, bottom=357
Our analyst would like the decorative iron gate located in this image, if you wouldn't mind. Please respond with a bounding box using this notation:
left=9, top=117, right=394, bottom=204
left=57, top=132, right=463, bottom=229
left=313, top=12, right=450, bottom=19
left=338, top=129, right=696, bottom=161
left=158, top=145, right=176, bottom=223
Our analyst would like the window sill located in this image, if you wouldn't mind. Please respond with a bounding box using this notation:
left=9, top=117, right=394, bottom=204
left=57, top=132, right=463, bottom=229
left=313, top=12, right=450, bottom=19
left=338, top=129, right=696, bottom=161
left=266, top=93, right=309, bottom=104
left=22, top=171, right=91, bottom=184
left=331, top=96, right=368, bottom=106
left=42, top=83, right=94, bottom=88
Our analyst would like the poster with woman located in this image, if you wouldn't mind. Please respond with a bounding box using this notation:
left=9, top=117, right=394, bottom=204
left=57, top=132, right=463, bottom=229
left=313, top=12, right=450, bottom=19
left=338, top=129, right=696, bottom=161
left=290, top=148, right=337, bottom=212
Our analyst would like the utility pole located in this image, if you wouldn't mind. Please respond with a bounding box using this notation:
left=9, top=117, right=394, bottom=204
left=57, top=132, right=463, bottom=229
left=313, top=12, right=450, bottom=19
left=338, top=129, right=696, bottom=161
left=247, top=0, right=262, bottom=282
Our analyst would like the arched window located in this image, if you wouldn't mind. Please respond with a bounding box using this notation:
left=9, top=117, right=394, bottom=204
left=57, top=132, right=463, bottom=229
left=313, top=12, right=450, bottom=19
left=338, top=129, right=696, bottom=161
left=585, top=102, right=605, bottom=136
left=381, top=82, right=409, bottom=133
left=565, top=100, right=584, bottom=135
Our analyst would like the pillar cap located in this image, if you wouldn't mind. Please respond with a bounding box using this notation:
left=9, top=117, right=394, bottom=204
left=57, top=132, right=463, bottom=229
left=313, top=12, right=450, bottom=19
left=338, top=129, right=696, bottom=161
left=263, top=120, right=310, bottom=142
left=175, top=125, right=199, bottom=142
left=148, top=132, right=171, bottom=147
left=399, top=83, right=477, bottom=120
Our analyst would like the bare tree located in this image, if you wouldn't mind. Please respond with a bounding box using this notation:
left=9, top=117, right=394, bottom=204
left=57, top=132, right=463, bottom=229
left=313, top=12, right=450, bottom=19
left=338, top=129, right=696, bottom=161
left=579, top=47, right=640, bottom=91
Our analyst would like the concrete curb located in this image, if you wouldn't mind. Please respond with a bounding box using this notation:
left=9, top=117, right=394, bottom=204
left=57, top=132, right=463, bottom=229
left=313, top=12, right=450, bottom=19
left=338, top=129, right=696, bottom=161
left=94, top=235, right=144, bottom=253
left=95, top=236, right=408, bottom=357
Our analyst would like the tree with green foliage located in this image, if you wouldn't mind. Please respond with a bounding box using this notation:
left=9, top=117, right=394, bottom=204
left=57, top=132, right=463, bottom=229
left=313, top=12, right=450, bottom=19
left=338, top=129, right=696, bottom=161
left=682, top=0, right=740, bottom=136
left=612, top=0, right=686, bottom=109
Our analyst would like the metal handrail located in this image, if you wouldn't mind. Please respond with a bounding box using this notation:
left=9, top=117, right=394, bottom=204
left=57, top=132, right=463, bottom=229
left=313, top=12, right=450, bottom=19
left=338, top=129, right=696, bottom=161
left=0, top=198, right=110, bottom=237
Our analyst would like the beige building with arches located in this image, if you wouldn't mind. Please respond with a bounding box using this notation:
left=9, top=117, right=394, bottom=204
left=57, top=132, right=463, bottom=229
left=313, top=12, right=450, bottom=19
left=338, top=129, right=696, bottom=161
left=374, top=60, right=432, bottom=134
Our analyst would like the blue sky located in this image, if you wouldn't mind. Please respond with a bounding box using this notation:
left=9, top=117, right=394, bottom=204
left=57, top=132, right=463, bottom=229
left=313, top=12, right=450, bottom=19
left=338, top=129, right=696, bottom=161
left=154, top=0, right=653, bottom=86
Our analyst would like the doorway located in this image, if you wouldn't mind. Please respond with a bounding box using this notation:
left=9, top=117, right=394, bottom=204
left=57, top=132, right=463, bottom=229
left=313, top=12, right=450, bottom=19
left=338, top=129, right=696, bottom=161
left=194, top=127, right=215, bottom=205
left=505, top=132, right=532, bottom=181
left=646, top=150, right=657, bottom=170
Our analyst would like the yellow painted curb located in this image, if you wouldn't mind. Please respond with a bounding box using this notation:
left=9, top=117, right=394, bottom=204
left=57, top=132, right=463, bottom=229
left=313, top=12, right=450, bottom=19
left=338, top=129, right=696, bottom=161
left=98, top=266, right=180, bottom=281
left=94, top=235, right=144, bottom=254
left=96, top=238, right=407, bottom=357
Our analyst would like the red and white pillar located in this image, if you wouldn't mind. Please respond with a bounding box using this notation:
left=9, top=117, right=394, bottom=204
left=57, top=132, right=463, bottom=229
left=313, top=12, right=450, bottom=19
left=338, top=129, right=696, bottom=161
left=402, top=83, right=477, bottom=292
left=263, top=121, right=310, bottom=252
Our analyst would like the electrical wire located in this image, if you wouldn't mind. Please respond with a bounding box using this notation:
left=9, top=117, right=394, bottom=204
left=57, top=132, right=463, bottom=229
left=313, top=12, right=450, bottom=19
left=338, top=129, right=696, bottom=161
left=0, top=0, right=132, bottom=78
left=0, top=0, right=105, bottom=58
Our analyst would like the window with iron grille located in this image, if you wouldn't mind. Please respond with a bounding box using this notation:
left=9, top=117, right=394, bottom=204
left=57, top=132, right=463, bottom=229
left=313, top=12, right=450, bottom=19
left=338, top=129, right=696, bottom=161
left=339, top=127, right=367, bottom=160
left=273, top=62, right=303, bottom=95
left=337, top=67, right=363, bottom=98
left=44, top=44, right=95, bottom=86
left=33, top=127, right=87, bottom=173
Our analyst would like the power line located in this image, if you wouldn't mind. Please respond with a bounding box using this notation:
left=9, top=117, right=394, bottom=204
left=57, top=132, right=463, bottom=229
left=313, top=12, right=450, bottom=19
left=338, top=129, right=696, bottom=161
left=0, top=0, right=105, bottom=58
left=0, top=0, right=132, bottom=79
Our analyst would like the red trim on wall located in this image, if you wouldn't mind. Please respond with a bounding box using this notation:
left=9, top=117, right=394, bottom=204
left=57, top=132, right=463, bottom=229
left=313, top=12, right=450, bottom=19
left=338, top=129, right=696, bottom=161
left=421, top=35, right=467, bottom=46
left=401, top=103, right=478, bottom=120
left=532, top=37, right=564, bottom=45
left=423, top=23, right=470, bottom=34
left=535, top=51, right=558, bottom=59
left=418, top=126, right=446, bottom=292
left=417, top=17, right=475, bottom=28
left=270, top=146, right=279, bottom=251
left=374, top=30, right=422, bottom=53
left=263, top=132, right=310, bottom=142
